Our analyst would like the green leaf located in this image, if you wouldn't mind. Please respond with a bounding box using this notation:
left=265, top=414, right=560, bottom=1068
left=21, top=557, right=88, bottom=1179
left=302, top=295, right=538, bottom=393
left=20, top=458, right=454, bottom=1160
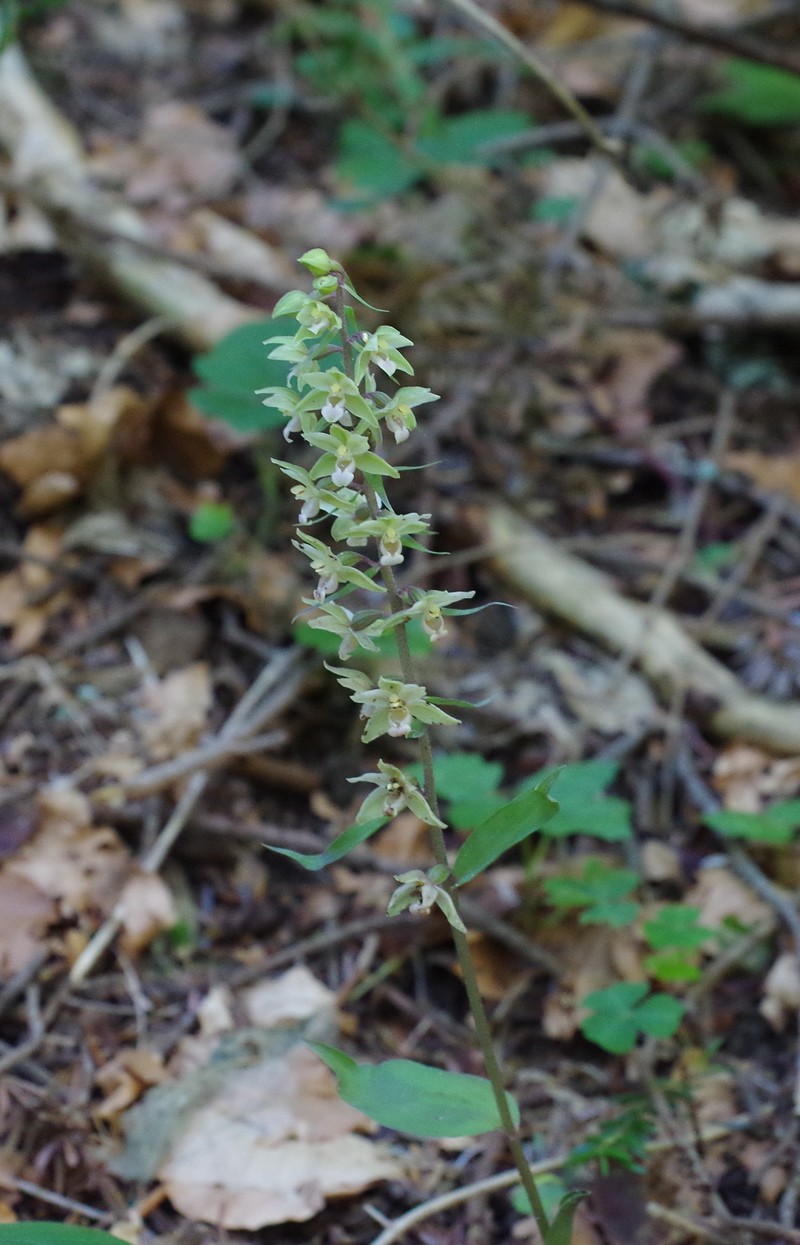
left=635, top=992, right=685, bottom=1039
left=644, top=948, right=701, bottom=984
left=309, top=1043, right=519, bottom=1137
left=189, top=501, right=236, bottom=543
left=511, top=1174, right=568, bottom=1221
left=335, top=120, right=421, bottom=200
left=265, top=818, right=385, bottom=871
left=581, top=983, right=684, bottom=1054
left=525, top=762, right=631, bottom=841
left=416, top=108, right=530, bottom=166
left=643, top=905, right=710, bottom=951
left=702, top=59, right=800, bottom=125
left=544, top=860, right=639, bottom=925
left=704, top=799, right=800, bottom=845
left=544, top=1190, right=589, bottom=1245
left=453, top=783, right=559, bottom=885
left=0, top=1228, right=126, bottom=1244
left=432, top=752, right=504, bottom=803
left=190, top=316, right=294, bottom=431
left=531, top=195, right=578, bottom=224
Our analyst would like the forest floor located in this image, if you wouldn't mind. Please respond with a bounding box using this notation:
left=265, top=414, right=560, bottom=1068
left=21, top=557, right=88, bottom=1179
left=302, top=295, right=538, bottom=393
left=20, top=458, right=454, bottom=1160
left=3, top=2, right=800, bottom=1243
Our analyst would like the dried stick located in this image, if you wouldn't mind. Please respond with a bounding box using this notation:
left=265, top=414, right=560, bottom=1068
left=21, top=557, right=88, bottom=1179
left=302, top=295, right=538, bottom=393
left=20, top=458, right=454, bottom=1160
left=438, top=0, right=622, bottom=166
left=367, top=1118, right=757, bottom=1245
left=482, top=502, right=800, bottom=754
left=69, top=648, right=305, bottom=984
left=0, top=43, right=260, bottom=349
left=574, top=0, right=800, bottom=76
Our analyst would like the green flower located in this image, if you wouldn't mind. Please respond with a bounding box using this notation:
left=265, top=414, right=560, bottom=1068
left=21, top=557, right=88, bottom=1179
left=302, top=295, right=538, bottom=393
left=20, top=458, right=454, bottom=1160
left=273, top=459, right=323, bottom=522
left=387, top=867, right=466, bottom=932
left=336, top=511, right=431, bottom=567
left=350, top=761, right=446, bottom=827
left=354, top=326, right=414, bottom=384
left=294, top=533, right=382, bottom=601
left=350, top=676, right=460, bottom=742
left=403, top=589, right=476, bottom=641
left=304, top=601, right=388, bottom=660
left=306, top=425, right=399, bottom=488
left=377, top=386, right=439, bottom=444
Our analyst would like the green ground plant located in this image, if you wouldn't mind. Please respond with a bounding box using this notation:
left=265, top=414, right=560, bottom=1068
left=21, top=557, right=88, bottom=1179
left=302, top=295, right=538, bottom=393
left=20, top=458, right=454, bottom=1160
left=253, top=248, right=730, bottom=1239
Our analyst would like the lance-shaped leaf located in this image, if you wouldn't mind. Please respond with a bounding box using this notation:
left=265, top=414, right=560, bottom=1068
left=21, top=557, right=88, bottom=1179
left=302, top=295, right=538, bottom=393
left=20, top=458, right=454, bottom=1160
left=309, top=1044, right=519, bottom=1137
left=453, top=782, right=559, bottom=885
left=264, top=818, right=386, bottom=871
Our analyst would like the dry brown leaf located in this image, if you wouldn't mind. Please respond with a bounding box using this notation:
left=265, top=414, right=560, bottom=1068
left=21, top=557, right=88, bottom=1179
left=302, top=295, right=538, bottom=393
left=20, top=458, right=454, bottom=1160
left=726, top=449, right=800, bottom=504
left=137, top=662, right=212, bottom=761
left=159, top=1043, right=399, bottom=1229
left=117, top=867, right=177, bottom=957
left=0, top=872, right=55, bottom=979
left=462, top=931, right=530, bottom=1003
left=7, top=786, right=129, bottom=918
left=0, top=387, right=146, bottom=515
left=685, top=866, right=774, bottom=940
left=95, top=1047, right=167, bottom=1120
left=242, top=965, right=337, bottom=1029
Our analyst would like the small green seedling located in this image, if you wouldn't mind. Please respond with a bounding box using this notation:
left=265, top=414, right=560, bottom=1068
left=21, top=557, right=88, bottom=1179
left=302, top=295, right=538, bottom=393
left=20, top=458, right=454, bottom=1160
left=643, top=904, right=711, bottom=984
left=580, top=982, right=684, bottom=1054
left=704, top=799, right=800, bottom=846
left=189, top=501, right=236, bottom=544
left=544, top=859, right=640, bottom=928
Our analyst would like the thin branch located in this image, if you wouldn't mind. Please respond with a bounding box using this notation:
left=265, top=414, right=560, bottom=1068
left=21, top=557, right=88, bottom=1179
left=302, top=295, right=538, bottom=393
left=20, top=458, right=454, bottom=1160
left=437, top=0, right=622, bottom=165
left=575, top=0, right=800, bottom=76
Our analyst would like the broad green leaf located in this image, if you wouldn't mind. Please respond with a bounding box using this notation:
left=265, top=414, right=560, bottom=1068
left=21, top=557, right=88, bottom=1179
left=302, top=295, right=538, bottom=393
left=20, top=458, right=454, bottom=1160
left=449, top=794, right=507, bottom=831
left=525, top=762, right=631, bottom=841
left=704, top=800, right=800, bottom=845
left=416, top=108, right=530, bottom=166
left=190, top=316, right=294, bottom=431
left=702, top=59, right=800, bottom=125
left=644, top=948, right=701, bottom=984
left=0, top=1228, right=126, bottom=1244
left=635, top=993, right=684, bottom=1039
left=309, top=1043, right=519, bottom=1137
left=580, top=900, right=640, bottom=928
left=335, top=120, right=421, bottom=200
left=581, top=983, right=683, bottom=1053
left=265, top=818, right=385, bottom=871
left=453, top=783, right=558, bottom=885
left=544, top=861, right=639, bottom=919
left=643, top=905, right=710, bottom=951
left=431, top=752, right=503, bottom=804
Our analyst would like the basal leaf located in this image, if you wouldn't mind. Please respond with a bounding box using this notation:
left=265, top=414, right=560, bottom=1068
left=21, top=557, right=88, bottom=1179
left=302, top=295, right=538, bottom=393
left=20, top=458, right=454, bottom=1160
left=432, top=752, right=504, bottom=803
left=309, top=1043, right=519, bottom=1137
left=634, top=993, right=684, bottom=1039
left=265, top=818, right=385, bottom=871
left=526, top=762, right=631, bottom=841
left=0, top=1228, right=126, bottom=1244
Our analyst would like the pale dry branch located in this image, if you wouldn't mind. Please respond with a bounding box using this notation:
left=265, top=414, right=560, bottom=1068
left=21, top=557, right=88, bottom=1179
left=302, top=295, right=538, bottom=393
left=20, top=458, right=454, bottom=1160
left=482, top=503, right=800, bottom=754
left=0, top=43, right=262, bottom=349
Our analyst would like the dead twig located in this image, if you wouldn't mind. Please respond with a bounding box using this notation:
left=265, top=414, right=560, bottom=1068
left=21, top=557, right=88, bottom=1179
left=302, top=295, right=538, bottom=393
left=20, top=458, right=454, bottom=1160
left=574, top=0, right=800, bottom=77
left=69, top=647, right=307, bottom=984
left=481, top=502, right=800, bottom=754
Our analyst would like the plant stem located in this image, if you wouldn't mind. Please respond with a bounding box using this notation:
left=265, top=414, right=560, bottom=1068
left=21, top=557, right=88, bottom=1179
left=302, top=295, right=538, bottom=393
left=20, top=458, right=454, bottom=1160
left=333, top=280, right=553, bottom=1239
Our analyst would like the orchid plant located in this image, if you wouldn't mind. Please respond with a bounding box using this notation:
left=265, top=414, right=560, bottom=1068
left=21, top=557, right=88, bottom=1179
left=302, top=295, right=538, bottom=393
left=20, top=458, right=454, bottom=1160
left=263, top=249, right=579, bottom=1244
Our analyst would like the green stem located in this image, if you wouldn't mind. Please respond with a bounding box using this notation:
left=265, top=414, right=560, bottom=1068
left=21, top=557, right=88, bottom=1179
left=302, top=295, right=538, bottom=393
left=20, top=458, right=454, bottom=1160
left=332, top=280, right=553, bottom=1239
